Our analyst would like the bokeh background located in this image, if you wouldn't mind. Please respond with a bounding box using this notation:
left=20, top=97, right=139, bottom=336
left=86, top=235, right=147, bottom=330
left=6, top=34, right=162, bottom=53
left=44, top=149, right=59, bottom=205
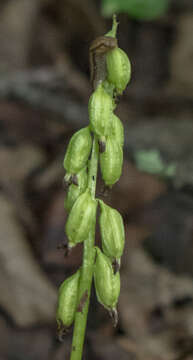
left=0, top=0, right=193, bottom=359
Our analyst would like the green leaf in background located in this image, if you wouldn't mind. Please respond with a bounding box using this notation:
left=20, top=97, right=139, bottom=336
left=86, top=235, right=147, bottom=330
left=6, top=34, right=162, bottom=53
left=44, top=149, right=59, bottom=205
left=134, top=149, right=176, bottom=179
left=101, top=0, right=170, bottom=20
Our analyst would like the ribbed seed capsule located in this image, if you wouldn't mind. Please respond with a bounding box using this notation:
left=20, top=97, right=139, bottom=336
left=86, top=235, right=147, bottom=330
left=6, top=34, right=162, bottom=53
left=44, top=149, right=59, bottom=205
left=88, top=83, right=113, bottom=138
left=64, top=167, right=88, bottom=212
left=94, top=247, right=120, bottom=311
left=100, top=135, right=123, bottom=186
left=106, top=47, right=131, bottom=95
left=111, top=114, right=124, bottom=147
left=63, top=127, right=92, bottom=175
left=56, top=269, right=80, bottom=335
left=66, top=190, right=97, bottom=248
left=99, top=200, right=125, bottom=261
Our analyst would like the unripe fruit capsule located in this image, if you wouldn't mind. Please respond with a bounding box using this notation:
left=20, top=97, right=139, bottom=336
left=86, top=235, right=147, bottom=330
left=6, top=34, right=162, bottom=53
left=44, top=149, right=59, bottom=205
left=106, top=47, right=131, bottom=95
left=56, top=269, right=80, bottom=333
left=94, top=247, right=120, bottom=311
left=63, top=127, right=92, bottom=175
left=111, top=114, right=124, bottom=147
left=99, top=200, right=125, bottom=261
left=100, top=135, right=123, bottom=186
left=88, top=83, right=113, bottom=138
left=66, top=190, right=97, bottom=248
left=64, top=167, right=88, bottom=212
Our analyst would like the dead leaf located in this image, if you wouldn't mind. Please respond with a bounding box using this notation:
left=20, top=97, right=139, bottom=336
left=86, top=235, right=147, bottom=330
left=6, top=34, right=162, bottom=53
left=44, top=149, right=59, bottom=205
left=0, top=194, right=57, bottom=326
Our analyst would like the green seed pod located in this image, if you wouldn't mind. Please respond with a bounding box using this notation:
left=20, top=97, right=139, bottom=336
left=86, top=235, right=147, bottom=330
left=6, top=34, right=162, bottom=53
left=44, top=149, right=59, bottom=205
left=66, top=190, right=97, bottom=248
left=99, top=200, right=125, bottom=261
left=94, top=247, right=120, bottom=311
left=106, top=47, right=131, bottom=95
left=100, top=136, right=123, bottom=186
left=63, top=127, right=92, bottom=175
left=88, top=83, right=113, bottom=137
left=64, top=167, right=88, bottom=212
left=111, top=114, right=124, bottom=147
left=56, top=269, right=80, bottom=334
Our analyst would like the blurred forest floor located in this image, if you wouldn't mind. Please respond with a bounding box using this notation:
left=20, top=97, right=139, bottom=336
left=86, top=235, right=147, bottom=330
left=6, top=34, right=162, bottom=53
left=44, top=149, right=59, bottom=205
left=0, top=0, right=193, bottom=359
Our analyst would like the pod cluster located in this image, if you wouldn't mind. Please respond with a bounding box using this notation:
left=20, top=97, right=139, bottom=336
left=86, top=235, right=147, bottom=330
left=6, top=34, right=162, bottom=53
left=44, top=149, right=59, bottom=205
left=56, top=25, right=131, bottom=333
left=63, top=126, right=98, bottom=250
left=88, top=42, right=131, bottom=187
left=93, top=198, right=125, bottom=319
left=88, top=41, right=130, bottom=315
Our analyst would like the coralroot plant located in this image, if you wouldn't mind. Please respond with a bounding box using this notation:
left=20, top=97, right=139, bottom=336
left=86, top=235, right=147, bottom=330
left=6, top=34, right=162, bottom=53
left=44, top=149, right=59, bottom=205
left=56, top=15, right=131, bottom=360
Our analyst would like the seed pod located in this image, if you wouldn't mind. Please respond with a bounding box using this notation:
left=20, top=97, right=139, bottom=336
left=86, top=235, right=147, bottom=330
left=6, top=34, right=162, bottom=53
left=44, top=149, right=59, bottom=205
left=100, top=136, right=123, bottom=186
left=88, top=83, right=113, bottom=138
left=56, top=269, right=80, bottom=335
left=111, top=114, right=124, bottom=147
left=66, top=190, right=97, bottom=248
left=63, top=127, right=92, bottom=175
left=106, top=47, right=131, bottom=95
left=99, top=200, right=125, bottom=261
left=64, top=167, right=88, bottom=212
left=94, top=247, right=120, bottom=311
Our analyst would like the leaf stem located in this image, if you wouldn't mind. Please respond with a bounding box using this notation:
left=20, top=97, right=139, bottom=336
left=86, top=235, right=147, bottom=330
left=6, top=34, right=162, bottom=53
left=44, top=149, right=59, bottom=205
left=70, top=135, right=98, bottom=360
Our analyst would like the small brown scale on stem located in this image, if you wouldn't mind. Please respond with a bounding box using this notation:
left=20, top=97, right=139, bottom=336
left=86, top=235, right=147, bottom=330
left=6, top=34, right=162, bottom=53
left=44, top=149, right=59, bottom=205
left=77, top=290, right=88, bottom=313
left=112, top=259, right=120, bottom=274
left=98, top=139, right=106, bottom=153
left=71, top=174, right=79, bottom=186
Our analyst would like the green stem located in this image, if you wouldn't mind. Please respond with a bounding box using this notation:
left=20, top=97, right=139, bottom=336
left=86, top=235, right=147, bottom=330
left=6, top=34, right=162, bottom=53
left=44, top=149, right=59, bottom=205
left=70, top=136, right=98, bottom=360
left=88, top=135, right=98, bottom=198
left=105, top=14, right=118, bottom=38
